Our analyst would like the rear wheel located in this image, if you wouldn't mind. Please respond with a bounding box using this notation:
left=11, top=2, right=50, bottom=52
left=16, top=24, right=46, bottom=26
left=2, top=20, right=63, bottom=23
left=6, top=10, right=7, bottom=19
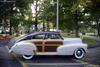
left=22, top=50, right=35, bottom=60
left=74, top=48, right=85, bottom=59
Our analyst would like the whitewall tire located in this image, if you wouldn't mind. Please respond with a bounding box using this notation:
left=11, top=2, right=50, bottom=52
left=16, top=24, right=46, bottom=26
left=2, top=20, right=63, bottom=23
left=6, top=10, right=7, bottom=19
left=22, top=55, right=34, bottom=60
left=22, top=50, right=35, bottom=60
left=74, top=48, right=85, bottom=59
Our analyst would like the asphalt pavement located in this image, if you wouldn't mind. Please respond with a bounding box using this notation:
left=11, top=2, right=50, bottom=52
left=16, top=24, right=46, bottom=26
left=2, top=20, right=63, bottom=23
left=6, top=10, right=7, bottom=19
left=82, top=45, right=100, bottom=65
left=82, top=35, right=100, bottom=66
left=0, top=44, right=22, bottom=67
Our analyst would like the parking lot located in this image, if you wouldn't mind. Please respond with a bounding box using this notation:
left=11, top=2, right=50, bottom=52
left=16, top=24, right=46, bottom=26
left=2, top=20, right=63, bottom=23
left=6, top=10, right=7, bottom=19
left=0, top=39, right=99, bottom=67
left=0, top=46, right=89, bottom=67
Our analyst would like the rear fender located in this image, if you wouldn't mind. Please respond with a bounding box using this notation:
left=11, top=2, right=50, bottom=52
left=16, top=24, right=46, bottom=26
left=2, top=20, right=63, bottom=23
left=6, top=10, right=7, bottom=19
left=9, top=41, right=37, bottom=55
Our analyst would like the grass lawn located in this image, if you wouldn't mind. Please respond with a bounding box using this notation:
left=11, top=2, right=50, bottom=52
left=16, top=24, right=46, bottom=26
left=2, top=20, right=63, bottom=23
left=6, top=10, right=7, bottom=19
left=83, top=37, right=97, bottom=46
left=61, top=33, right=97, bottom=46
left=61, top=33, right=76, bottom=38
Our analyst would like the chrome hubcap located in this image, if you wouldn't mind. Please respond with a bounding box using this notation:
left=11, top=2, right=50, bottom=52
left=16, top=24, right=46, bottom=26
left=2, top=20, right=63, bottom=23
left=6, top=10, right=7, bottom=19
left=76, top=50, right=82, bottom=57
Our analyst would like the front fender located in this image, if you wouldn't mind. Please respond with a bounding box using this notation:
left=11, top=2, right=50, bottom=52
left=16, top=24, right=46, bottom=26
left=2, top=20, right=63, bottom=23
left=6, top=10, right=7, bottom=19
left=9, top=41, right=37, bottom=55
left=57, top=43, right=87, bottom=55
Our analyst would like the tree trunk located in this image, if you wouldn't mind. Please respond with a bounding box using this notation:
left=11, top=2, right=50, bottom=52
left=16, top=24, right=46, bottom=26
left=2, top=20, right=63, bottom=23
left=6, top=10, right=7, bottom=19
left=9, top=4, right=14, bottom=35
left=74, top=11, right=79, bottom=37
left=43, top=22, right=45, bottom=32
left=9, top=19, right=12, bottom=35
left=75, top=21, right=79, bottom=37
left=96, top=21, right=100, bottom=36
left=47, top=22, right=50, bottom=31
left=34, top=21, right=38, bottom=31
left=34, top=0, right=38, bottom=31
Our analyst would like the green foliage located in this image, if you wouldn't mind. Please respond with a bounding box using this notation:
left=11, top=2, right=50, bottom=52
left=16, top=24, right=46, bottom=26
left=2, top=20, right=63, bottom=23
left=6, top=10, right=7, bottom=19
left=16, top=0, right=32, bottom=9
left=1, top=0, right=100, bottom=37
left=40, top=0, right=80, bottom=32
left=82, top=0, right=100, bottom=36
left=0, top=0, right=33, bottom=35
left=40, top=0, right=56, bottom=22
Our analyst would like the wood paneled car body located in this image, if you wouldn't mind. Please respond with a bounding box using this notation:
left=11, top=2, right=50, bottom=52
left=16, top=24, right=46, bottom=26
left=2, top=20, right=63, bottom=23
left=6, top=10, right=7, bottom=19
left=9, top=32, right=87, bottom=59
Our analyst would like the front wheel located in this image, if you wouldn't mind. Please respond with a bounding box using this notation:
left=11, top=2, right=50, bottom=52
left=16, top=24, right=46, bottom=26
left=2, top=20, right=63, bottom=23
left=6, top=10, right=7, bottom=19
left=74, top=48, right=85, bottom=59
left=22, top=55, right=34, bottom=60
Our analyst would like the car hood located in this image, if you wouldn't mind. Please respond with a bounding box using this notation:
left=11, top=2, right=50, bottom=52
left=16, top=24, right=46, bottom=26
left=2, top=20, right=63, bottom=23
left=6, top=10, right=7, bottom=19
left=63, top=38, right=82, bottom=45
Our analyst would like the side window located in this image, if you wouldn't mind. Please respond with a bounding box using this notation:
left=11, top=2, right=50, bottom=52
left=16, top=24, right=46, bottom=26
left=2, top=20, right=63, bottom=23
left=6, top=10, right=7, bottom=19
left=32, top=34, right=45, bottom=39
left=47, top=34, right=61, bottom=39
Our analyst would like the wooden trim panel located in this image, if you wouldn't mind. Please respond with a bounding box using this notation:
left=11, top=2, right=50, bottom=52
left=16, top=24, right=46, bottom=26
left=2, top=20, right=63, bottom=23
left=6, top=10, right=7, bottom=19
left=45, top=46, right=58, bottom=52
left=45, top=41, right=63, bottom=45
left=37, top=46, right=42, bottom=52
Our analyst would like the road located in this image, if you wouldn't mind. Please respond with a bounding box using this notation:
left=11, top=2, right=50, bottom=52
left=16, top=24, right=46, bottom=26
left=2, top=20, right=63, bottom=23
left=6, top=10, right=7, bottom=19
left=0, top=39, right=100, bottom=67
left=0, top=43, right=22, bottom=67
left=82, top=46, right=100, bottom=65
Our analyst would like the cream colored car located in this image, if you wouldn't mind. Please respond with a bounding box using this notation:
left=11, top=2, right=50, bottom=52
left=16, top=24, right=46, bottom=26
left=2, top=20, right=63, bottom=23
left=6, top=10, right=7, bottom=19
left=9, top=32, right=88, bottom=60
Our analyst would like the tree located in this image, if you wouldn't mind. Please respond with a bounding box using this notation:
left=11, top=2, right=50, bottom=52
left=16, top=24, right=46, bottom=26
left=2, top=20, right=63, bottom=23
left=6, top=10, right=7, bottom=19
left=40, top=0, right=56, bottom=31
left=81, top=0, right=100, bottom=36
left=0, top=0, right=33, bottom=35
left=31, top=0, right=43, bottom=31
left=40, top=0, right=81, bottom=35
left=59, top=0, right=81, bottom=37
left=91, top=0, right=100, bottom=36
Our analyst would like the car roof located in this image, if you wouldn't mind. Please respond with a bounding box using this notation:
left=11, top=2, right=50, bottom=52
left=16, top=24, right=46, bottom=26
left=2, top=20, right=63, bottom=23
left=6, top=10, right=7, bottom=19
left=29, top=31, right=60, bottom=35
left=15, top=31, right=62, bottom=42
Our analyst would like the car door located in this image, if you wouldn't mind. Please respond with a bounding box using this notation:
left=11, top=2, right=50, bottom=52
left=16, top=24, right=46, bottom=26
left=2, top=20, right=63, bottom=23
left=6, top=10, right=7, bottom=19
left=31, top=34, right=45, bottom=52
left=44, top=34, right=63, bottom=52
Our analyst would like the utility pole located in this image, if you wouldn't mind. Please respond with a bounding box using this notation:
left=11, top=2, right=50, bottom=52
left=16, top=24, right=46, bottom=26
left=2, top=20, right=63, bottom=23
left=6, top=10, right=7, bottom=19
left=56, top=0, right=59, bottom=31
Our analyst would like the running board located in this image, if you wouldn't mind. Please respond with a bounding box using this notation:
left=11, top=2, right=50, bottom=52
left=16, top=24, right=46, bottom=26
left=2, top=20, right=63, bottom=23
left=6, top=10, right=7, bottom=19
left=37, top=52, right=57, bottom=55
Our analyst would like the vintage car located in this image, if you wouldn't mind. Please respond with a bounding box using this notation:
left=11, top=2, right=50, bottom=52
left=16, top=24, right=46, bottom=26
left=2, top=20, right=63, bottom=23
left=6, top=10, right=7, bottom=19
left=8, top=32, right=87, bottom=60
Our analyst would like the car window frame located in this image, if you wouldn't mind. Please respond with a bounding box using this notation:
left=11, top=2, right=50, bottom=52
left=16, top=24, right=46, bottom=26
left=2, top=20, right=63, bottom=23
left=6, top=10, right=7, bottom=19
left=31, top=33, right=46, bottom=40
